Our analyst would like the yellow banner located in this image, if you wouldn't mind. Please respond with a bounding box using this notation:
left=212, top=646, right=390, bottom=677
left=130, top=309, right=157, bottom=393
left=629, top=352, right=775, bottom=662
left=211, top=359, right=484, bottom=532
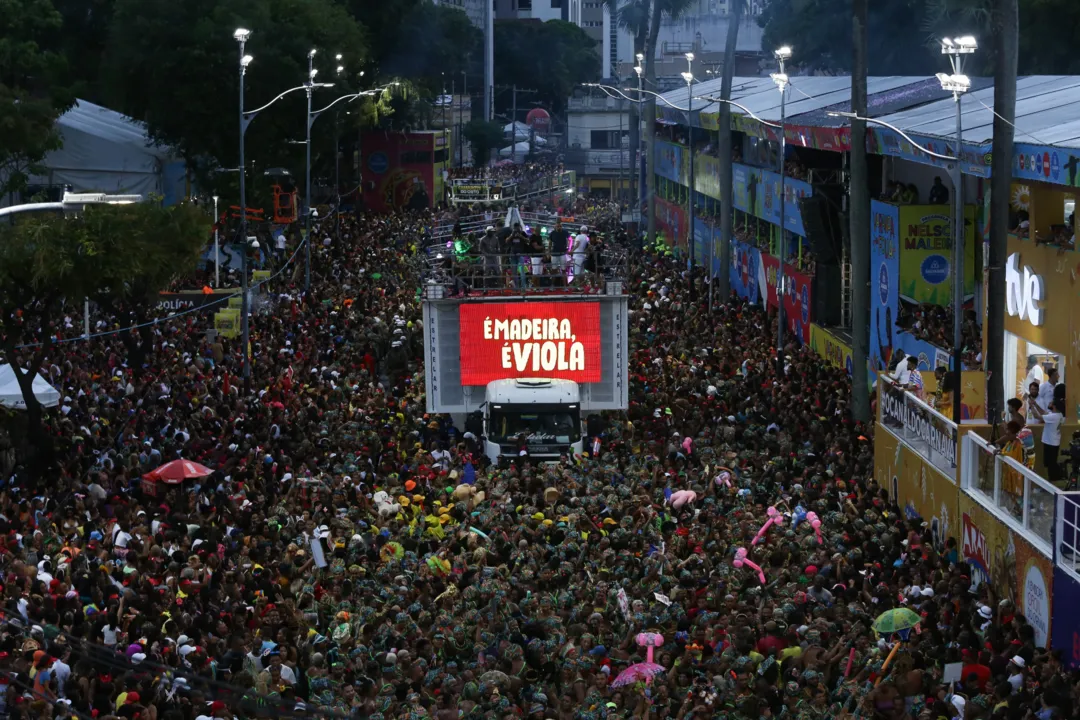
left=214, top=308, right=240, bottom=338
left=809, top=324, right=853, bottom=374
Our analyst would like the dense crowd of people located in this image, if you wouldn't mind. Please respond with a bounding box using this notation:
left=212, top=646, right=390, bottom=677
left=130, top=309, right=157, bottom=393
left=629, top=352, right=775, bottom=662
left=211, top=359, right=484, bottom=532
left=0, top=200, right=1076, bottom=720
left=896, top=304, right=982, bottom=369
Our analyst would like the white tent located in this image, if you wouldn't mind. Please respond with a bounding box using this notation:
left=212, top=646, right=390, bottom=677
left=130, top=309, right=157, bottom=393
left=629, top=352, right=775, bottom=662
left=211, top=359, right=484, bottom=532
left=498, top=141, right=533, bottom=160
left=19, top=100, right=186, bottom=205
left=0, top=365, right=61, bottom=410
left=503, top=121, right=531, bottom=142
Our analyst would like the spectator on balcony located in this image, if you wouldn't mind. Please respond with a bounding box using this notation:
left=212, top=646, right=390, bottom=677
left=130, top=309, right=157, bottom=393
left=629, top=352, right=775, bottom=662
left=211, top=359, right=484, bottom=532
left=900, top=183, right=920, bottom=204
left=1029, top=397, right=1064, bottom=483
left=928, top=176, right=950, bottom=204
left=571, top=225, right=590, bottom=279
left=1038, top=366, right=1059, bottom=412
left=549, top=218, right=570, bottom=271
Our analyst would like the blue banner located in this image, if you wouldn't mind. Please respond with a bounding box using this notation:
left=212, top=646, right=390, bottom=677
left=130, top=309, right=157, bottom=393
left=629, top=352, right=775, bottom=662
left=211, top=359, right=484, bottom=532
left=711, top=225, right=724, bottom=279
left=729, top=239, right=761, bottom=303
left=730, top=162, right=811, bottom=236
left=692, top=219, right=711, bottom=270
left=1013, top=144, right=1080, bottom=188
left=1052, top=566, right=1080, bottom=667
left=654, top=140, right=684, bottom=185
left=869, top=200, right=900, bottom=381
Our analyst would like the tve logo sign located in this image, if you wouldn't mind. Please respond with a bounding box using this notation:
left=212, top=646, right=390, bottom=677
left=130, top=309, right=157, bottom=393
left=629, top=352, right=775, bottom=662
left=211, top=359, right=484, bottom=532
left=1006, top=252, right=1045, bottom=326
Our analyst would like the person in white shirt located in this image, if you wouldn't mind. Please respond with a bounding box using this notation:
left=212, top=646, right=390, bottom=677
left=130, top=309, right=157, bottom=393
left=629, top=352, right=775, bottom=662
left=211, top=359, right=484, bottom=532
left=571, top=226, right=590, bottom=278
left=1030, top=398, right=1063, bottom=482
left=51, top=647, right=71, bottom=698
left=1036, top=367, right=1058, bottom=412
left=891, top=357, right=912, bottom=387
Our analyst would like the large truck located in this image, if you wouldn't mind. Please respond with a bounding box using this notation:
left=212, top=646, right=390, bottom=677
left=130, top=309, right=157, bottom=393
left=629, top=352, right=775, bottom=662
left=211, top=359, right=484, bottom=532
left=422, top=277, right=628, bottom=466
left=457, top=378, right=583, bottom=463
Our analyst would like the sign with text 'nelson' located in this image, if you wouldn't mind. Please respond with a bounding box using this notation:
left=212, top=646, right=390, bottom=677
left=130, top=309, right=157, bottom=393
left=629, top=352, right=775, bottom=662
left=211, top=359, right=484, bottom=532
left=458, top=302, right=602, bottom=386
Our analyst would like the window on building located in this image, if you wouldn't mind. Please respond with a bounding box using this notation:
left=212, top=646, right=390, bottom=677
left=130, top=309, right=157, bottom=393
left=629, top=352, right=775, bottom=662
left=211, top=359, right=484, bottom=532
left=591, top=130, right=625, bottom=149
left=517, top=0, right=531, bottom=8
left=551, top=0, right=562, bottom=6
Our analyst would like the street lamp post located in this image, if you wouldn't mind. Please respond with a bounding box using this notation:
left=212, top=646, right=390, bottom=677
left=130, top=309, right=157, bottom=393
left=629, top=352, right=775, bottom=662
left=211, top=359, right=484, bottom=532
left=305, top=49, right=317, bottom=294
left=682, top=53, right=695, bottom=298
left=235, top=28, right=253, bottom=394
left=771, top=46, right=791, bottom=379
left=212, top=194, right=220, bottom=287
left=635, top=54, right=644, bottom=220
left=335, top=55, right=344, bottom=241
left=940, top=35, right=977, bottom=425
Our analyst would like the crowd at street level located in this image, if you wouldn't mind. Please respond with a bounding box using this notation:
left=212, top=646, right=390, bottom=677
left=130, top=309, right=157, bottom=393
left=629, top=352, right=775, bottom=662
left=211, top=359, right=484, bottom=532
left=0, top=201, right=1074, bottom=720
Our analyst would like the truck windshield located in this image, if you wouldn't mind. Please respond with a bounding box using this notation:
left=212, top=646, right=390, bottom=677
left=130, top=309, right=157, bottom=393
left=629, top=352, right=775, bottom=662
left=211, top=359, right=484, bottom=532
left=489, top=410, right=580, bottom=444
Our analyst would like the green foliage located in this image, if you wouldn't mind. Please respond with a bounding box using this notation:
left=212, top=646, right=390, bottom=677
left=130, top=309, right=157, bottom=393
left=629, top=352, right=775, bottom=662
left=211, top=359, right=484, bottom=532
left=0, top=0, right=75, bottom=198
left=102, top=0, right=367, bottom=194
left=463, top=120, right=504, bottom=166
left=494, top=21, right=601, bottom=115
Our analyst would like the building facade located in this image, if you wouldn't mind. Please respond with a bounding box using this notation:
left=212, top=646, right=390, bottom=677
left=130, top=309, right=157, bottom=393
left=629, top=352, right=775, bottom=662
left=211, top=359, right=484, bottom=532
left=564, top=94, right=632, bottom=199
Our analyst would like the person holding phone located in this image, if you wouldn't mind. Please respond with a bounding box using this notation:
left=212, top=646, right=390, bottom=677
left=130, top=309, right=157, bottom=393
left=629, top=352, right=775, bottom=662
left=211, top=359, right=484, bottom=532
left=1029, top=398, right=1064, bottom=483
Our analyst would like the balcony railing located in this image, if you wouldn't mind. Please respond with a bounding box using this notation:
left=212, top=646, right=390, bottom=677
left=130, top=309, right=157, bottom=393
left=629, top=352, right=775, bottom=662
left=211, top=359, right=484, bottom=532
left=879, top=374, right=958, bottom=479
left=420, top=248, right=628, bottom=297
left=961, top=431, right=1056, bottom=556
left=1055, top=492, right=1080, bottom=582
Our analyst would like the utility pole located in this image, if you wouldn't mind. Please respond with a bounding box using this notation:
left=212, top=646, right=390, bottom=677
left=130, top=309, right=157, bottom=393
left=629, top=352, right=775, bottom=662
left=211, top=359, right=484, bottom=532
left=484, top=0, right=493, bottom=122
left=512, top=84, right=517, bottom=164
left=460, top=71, right=467, bottom=167
left=988, top=0, right=1018, bottom=423
left=851, top=0, right=871, bottom=422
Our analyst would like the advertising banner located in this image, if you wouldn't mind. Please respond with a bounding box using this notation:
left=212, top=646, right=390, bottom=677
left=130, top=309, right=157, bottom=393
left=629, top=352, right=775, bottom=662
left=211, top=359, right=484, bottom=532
left=809, top=324, right=854, bottom=376
left=880, top=380, right=957, bottom=473
left=458, top=302, right=602, bottom=386
left=867, top=128, right=991, bottom=178
left=453, top=184, right=488, bottom=201
left=654, top=140, right=685, bottom=185
left=655, top=198, right=687, bottom=248
left=960, top=495, right=1053, bottom=646
left=1051, top=567, right=1080, bottom=667
left=897, top=205, right=977, bottom=304
left=760, top=252, right=813, bottom=344
left=1013, top=144, right=1080, bottom=188
left=869, top=200, right=901, bottom=381
left=693, top=219, right=712, bottom=270
left=876, top=427, right=958, bottom=552
left=157, top=291, right=233, bottom=313
left=729, top=239, right=762, bottom=303
left=731, top=163, right=812, bottom=236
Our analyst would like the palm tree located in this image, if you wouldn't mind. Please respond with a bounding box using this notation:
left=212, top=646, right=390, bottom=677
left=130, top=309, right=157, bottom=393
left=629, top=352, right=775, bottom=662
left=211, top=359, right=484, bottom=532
left=716, top=0, right=745, bottom=300
left=605, top=0, right=652, bottom=210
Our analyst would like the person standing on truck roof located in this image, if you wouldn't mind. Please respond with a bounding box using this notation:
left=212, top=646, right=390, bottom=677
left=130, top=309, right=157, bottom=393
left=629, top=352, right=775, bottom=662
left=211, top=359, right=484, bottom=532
left=479, top=225, right=500, bottom=289
left=549, top=219, right=570, bottom=273
left=571, top=225, right=590, bottom=280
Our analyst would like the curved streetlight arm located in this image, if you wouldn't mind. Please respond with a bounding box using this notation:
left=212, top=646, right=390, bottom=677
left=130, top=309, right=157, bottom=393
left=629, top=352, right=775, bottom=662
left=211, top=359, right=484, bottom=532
left=583, top=83, right=691, bottom=112
left=692, top=95, right=782, bottom=129
left=311, top=91, right=368, bottom=119
left=244, top=84, right=310, bottom=119
left=826, top=111, right=958, bottom=162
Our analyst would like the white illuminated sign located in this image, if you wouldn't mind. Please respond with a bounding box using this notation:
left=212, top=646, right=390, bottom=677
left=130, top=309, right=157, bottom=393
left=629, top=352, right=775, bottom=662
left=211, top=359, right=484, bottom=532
left=1005, top=252, right=1045, bottom=326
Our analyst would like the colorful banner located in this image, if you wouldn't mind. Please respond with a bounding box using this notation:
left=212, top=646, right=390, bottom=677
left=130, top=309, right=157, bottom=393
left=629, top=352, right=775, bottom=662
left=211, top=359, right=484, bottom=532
left=731, top=162, right=811, bottom=236
left=760, top=252, right=813, bottom=344
left=897, top=205, right=977, bottom=304
left=655, top=198, right=687, bottom=249
left=729, top=115, right=853, bottom=152
left=1051, top=567, right=1080, bottom=667
left=654, top=140, right=685, bottom=185
left=867, top=127, right=991, bottom=178
left=1013, top=143, right=1080, bottom=188
left=693, top=220, right=712, bottom=270
left=458, top=302, right=602, bottom=386
left=869, top=200, right=901, bottom=380
left=809, top=324, right=853, bottom=376
left=876, top=428, right=958, bottom=552
left=729, top=239, right=762, bottom=303
left=960, top=495, right=1053, bottom=647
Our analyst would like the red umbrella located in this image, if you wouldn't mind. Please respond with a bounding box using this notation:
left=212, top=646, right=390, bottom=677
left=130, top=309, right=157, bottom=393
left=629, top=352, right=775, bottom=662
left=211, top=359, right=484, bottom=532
left=143, top=459, right=214, bottom=485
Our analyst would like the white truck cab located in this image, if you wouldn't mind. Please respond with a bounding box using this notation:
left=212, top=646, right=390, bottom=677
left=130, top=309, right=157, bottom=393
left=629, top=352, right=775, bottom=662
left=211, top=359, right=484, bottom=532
left=474, top=378, right=584, bottom=464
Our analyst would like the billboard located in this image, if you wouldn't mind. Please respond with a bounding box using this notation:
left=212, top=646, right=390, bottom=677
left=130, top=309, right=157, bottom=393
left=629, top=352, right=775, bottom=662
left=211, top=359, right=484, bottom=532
left=960, top=495, right=1053, bottom=647
left=760, top=253, right=813, bottom=344
left=897, top=205, right=977, bottom=304
left=731, top=162, right=812, bottom=236
left=458, top=302, right=603, bottom=386
left=729, top=239, right=762, bottom=303
left=1051, top=567, right=1080, bottom=667
left=875, top=427, right=958, bottom=552
left=869, top=200, right=901, bottom=381
left=809, top=324, right=853, bottom=376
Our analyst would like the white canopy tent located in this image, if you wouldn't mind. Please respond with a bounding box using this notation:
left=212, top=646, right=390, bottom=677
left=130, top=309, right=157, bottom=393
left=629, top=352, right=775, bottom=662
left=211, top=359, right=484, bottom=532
left=0, top=365, right=61, bottom=410
left=13, top=100, right=186, bottom=205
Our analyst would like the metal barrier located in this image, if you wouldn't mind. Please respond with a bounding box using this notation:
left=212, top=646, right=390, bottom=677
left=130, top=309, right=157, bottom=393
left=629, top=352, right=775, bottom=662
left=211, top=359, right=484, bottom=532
left=421, top=248, right=627, bottom=297
left=961, top=431, right=1056, bottom=555
left=1056, top=492, right=1080, bottom=582
left=879, top=374, right=958, bottom=479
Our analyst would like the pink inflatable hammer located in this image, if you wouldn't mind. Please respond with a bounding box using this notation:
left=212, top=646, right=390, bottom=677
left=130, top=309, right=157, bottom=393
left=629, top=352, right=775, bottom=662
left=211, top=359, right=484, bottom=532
left=669, top=489, right=697, bottom=510
left=806, top=511, right=823, bottom=544
left=715, top=470, right=732, bottom=489
left=751, top=506, right=784, bottom=546
left=635, top=632, right=665, bottom=664
left=733, top=547, right=766, bottom=584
